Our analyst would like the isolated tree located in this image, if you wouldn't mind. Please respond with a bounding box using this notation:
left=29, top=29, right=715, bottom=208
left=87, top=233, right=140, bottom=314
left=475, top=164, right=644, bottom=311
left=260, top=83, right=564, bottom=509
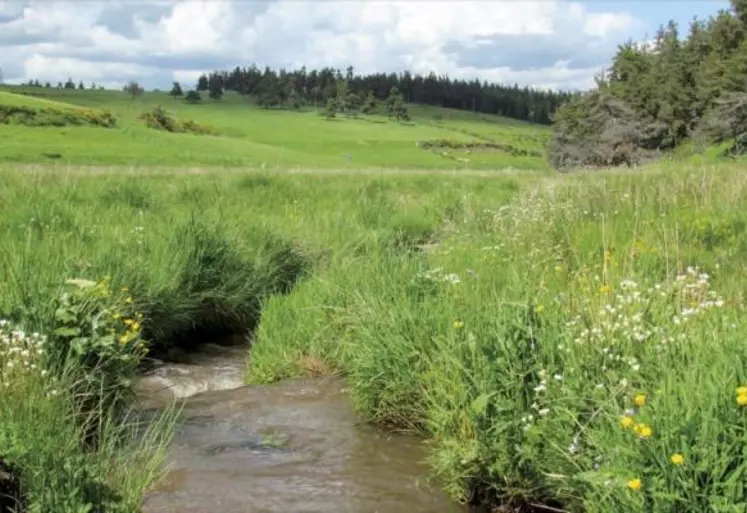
left=196, top=74, right=209, bottom=92
left=334, top=80, right=349, bottom=115
left=44, top=82, right=51, bottom=88
left=346, top=91, right=361, bottom=117
left=185, top=90, right=202, bottom=103
left=323, top=97, right=337, bottom=119
left=123, top=80, right=144, bottom=100
left=361, top=91, right=377, bottom=115
left=64, top=78, right=76, bottom=89
left=170, top=81, right=184, bottom=97
left=386, top=86, right=409, bottom=121
left=78, top=81, right=85, bottom=90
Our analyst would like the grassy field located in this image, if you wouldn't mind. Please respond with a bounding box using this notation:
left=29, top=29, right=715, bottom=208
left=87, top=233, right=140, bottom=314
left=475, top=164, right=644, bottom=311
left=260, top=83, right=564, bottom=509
left=2, top=158, right=747, bottom=511
left=0, top=86, right=549, bottom=170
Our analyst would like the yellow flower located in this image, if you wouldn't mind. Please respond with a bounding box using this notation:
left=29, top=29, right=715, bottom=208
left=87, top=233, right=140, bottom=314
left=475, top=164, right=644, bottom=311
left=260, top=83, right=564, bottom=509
left=634, top=423, right=653, bottom=439
left=670, top=453, right=684, bottom=465
left=599, top=285, right=610, bottom=294
left=627, top=478, right=641, bottom=490
left=554, top=265, right=563, bottom=272
left=119, top=334, right=129, bottom=345
left=620, top=416, right=634, bottom=429
left=535, top=304, right=544, bottom=314
left=123, top=319, right=133, bottom=326
left=131, top=322, right=141, bottom=332
left=633, top=393, right=646, bottom=408
left=737, top=386, right=747, bottom=396
left=453, top=320, right=464, bottom=329
left=737, top=394, right=747, bottom=406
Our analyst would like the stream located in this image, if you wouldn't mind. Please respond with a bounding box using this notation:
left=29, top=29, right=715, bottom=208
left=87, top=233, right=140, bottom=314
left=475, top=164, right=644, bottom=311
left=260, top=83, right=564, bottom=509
left=135, top=343, right=466, bottom=513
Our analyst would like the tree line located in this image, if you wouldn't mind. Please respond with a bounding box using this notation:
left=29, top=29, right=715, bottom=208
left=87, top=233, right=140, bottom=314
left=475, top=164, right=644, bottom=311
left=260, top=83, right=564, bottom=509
left=17, top=78, right=105, bottom=91
left=192, top=65, right=571, bottom=125
left=549, top=0, right=747, bottom=169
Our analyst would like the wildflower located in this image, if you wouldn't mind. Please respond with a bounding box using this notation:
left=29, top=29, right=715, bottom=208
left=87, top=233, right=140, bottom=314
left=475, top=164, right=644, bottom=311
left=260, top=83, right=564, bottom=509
left=633, top=393, right=646, bottom=407
left=634, top=423, right=652, bottom=439
left=670, top=453, right=684, bottom=465
left=737, top=394, right=747, bottom=406
left=737, top=386, right=747, bottom=396
left=538, top=408, right=550, bottom=416
left=620, top=416, right=634, bottom=429
left=131, top=322, right=141, bottom=332
left=123, top=319, right=134, bottom=326
left=599, top=285, right=610, bottom=294
left=627, top=478, right=641, bottom=490
left=453, top=320, right=464, bottom=329
left=535, top=304, right=544, bottom=314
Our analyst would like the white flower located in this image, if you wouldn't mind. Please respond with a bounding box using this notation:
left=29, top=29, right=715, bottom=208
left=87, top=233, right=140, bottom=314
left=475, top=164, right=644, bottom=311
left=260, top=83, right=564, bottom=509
left=538, top=408, right=550, bottom=416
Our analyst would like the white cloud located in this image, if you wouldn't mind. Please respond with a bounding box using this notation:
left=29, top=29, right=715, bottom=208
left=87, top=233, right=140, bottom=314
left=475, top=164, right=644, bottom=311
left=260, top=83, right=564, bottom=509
left=0, top=0, right=643, bottom=91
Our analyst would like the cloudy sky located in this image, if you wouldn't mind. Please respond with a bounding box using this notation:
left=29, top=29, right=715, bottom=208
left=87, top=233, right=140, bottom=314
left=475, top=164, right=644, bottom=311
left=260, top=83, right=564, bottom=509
left=0, top=0, right=731, bottom=92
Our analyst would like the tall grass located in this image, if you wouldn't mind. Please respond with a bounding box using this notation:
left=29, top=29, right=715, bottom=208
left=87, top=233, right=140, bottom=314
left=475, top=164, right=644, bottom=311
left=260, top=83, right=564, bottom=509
left=6, top=162, right=747, bottom=511
left=250, top=162, right=747, bottom=511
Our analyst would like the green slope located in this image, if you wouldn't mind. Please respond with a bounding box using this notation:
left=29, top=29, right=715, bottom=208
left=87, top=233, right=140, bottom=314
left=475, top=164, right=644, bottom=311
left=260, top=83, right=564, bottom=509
left=0, top=86, right=551, bottom=170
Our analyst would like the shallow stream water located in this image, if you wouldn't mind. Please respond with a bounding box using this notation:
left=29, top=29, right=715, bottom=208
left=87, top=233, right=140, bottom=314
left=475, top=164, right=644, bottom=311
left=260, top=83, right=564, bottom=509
left=135, top=344, right=465, bottom=513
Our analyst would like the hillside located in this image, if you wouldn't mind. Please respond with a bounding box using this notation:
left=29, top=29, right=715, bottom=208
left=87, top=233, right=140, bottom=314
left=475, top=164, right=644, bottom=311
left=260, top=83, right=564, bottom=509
left=0, top=86, right=551, bottom=170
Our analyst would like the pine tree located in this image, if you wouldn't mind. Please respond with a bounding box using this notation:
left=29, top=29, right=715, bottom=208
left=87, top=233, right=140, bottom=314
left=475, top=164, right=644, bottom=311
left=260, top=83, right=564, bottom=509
left=78, top=81, right=85, bottom=90
left=361, top=91, right=377, bottom=115
left=208, top=76, right=223, bottom=100
left=170, top=81, right=184, bottom=97
left=196, top=74, right=209, bottom=92
left=386, top=86, right=410, bottom=121
left=323, top=98, right=337, bottom=119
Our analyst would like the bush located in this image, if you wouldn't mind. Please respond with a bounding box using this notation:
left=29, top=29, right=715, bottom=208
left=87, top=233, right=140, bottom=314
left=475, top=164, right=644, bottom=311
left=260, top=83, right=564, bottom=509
left=47, top=278, right=147, bottom=415
left=184, top=90, right=202, bottom=103
left=0, top=104, right=117, bottom=128
left=0, top=316, right=175, bottom=513
left=139, top=106, right=216, bottom=135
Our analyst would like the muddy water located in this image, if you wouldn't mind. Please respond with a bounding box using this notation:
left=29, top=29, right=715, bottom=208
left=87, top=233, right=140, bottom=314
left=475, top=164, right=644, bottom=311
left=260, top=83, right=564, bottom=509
left=136, top=344, right=465, bottom=513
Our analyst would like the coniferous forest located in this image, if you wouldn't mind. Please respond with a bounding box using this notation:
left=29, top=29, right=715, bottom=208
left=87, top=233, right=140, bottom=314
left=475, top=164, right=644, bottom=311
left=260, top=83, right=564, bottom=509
left=194, top=66, right=572, bottom=125
left=549, top=0, right=747, bottom=169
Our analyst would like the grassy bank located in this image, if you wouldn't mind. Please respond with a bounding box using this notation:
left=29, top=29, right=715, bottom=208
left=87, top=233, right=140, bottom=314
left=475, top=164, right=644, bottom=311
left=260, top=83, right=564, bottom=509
left=4, top=161, right=747, bottom=511
left=0, top=86, right=549, bottom=170
left=248, top=161, right=747, bottom=511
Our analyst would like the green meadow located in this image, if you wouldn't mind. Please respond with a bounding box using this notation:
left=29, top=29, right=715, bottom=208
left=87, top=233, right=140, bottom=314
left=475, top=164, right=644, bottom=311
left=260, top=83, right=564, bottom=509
left=0, top=86, right=549, bottom=170
left=2, top=85, right=747, bottom=512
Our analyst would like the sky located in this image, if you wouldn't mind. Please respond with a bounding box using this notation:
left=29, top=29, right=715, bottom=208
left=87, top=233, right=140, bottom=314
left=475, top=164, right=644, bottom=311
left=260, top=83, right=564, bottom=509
left=0, top=0, right=732, bottom=92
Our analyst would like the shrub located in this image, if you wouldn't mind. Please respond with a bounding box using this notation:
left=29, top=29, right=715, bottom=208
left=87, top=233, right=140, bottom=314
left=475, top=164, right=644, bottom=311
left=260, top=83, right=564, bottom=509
left=184, top=90, right=202, bottom=103
left=47, top=278, right=147, bottom=415
left=0, top=316, right=175, bottom=513
left=0, top=104, right=117, bottom=128
left=139, top=105, right=216, bottom=135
